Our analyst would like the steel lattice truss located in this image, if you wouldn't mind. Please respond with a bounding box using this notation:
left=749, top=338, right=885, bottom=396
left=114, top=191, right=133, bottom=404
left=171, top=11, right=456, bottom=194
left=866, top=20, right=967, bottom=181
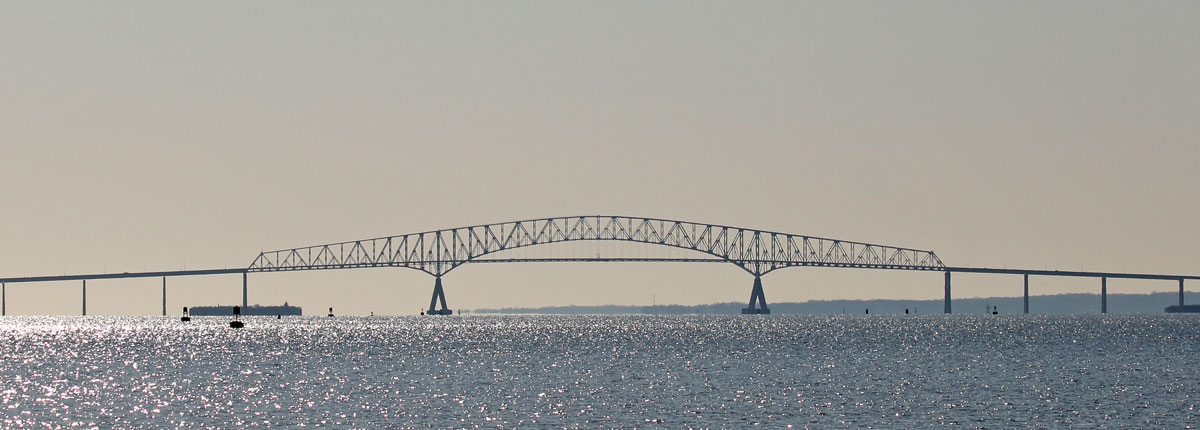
left=247, top=216, right=945, bottom=276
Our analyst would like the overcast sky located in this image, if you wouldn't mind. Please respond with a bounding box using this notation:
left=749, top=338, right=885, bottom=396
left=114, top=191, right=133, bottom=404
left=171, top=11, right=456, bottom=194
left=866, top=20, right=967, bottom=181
left=2, top=1, right=1197, bottom=315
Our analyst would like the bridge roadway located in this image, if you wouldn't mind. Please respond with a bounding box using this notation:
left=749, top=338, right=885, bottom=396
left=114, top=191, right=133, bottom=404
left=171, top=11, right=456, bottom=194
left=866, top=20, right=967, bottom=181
left=1, top=215, right=1196, bottom=316
left=2, top=262, right=1195, bottom=317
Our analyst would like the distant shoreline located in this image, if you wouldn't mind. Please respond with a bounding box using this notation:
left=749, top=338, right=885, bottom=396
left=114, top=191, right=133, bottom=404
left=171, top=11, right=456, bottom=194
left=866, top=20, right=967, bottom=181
left=472, top=291, right=1197, bottom=315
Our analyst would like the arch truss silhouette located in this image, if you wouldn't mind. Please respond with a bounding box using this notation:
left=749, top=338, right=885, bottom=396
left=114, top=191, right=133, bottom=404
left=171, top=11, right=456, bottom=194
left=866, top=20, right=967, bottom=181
left=247, top=215, right=945, bottom=315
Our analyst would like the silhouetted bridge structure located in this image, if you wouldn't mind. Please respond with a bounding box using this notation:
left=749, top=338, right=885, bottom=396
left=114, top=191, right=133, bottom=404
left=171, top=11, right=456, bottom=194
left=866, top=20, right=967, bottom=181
left=2, top=215, right=1196, bottom=316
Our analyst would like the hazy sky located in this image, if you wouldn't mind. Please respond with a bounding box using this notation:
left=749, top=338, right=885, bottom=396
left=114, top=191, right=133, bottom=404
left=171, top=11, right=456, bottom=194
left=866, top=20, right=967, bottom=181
left=2, top=1, right=1198, bottom=315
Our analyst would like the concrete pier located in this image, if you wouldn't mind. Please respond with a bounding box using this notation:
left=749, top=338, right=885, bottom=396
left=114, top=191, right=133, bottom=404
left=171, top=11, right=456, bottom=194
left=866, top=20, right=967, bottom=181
left=943, top=272, right=951, bottom=314
left=242, top=273, right=248, bottom=308
left=741, top=276, right=769, bottom=314
left=1101, top=277, right=1107, bottom=313
left=427, top=277, right=452, bottom=315
left=1180, top=279, right=1185, bottom=307
left=1023, top=274, right=1029, bottom=314
left=2, top=282, right=5, bottom=316
left=82, top=280, right=87, bottom=316
left=162, top=277, right=167, bottom=316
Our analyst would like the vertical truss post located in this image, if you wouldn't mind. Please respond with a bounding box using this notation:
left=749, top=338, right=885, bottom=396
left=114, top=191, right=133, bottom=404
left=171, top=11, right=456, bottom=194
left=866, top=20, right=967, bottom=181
left=741, top=275, right=769, bottom=314
left=427, top=276, right=452, bottom=315
left=82, top=280, right=87, bottom=316
left=1180, top=279, right=1185, bottom=307
left=162, top=277, right=167, bottom=316
left=1023, top=274, right=1029, bottom=314
left=242, top=272, right=248, bottom=308
left=1101, top=277, right=1107, bottom=314
left=944, top=272, right=952, bottom=314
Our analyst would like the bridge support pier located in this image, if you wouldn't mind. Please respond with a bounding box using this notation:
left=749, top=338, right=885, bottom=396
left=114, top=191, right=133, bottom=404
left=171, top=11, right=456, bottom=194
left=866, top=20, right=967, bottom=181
left=1023, top=274, right=1029, bottom=314
left=741, top=276, right=769, bottom=314
left=1180, top=279, right=1185, bottom=307
left=1101, top=277, right=1107, bottom=314
left=242, top=272, right=248, bottom=308
left=2, top=282, right=5, bottom=316
left=82, top=280, right=86, bottom=316
left=162, top=277, right=167, bottom=317
left=427, top=277, right=453, bottom=315
left=944, top=272, right=951, bottom=314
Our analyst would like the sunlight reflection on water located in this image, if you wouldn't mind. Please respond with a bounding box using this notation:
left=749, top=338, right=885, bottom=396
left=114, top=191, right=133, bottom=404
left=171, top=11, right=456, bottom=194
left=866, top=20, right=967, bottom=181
left=1, top=315, right=1198, bottom=428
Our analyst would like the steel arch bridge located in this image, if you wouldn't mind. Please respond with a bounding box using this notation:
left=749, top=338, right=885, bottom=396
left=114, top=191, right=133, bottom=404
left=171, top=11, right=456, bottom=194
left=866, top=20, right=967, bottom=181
left=3, top=215, right=1197, bottom=317
left=247, top=215, right=946, bottom=314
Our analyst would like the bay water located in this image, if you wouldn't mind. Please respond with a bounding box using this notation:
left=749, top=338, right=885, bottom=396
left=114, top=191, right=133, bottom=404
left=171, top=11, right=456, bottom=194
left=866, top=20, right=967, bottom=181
left=2, top=315, right=1197, bottom=428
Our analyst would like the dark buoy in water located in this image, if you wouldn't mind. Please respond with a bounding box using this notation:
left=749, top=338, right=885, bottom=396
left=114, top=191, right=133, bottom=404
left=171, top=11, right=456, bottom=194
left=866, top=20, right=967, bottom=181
left=181, top=306, right=191, bottom=322
left=992, top=305, right=998, bottom=315
left=229, top=305, right=244, bottom=328
left=865, top=309, right=869, bottom=315
left=277, top=314, right=281, bottom=319
left=327, top=307, right=334, bottom=317
left=905, top=308, right=909, bottom=314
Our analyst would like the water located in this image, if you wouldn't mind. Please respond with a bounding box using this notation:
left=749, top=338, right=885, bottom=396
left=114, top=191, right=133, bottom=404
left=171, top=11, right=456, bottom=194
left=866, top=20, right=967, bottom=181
left=1, top=315, right=1198, bottom=428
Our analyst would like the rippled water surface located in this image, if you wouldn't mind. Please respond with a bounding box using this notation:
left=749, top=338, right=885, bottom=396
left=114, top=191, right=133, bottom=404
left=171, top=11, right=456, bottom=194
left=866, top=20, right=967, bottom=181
left=2, top=315, right=1198, bottom=428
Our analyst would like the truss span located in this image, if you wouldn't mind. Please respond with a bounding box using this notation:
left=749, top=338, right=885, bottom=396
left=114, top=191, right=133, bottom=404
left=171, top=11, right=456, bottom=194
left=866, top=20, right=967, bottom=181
left=247, top=216, right=945, bottom=276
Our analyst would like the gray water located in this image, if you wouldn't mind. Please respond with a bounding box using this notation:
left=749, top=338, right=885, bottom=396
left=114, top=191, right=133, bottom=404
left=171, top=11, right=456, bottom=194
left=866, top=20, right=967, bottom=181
left=1, top=315, right=1197, bottom=428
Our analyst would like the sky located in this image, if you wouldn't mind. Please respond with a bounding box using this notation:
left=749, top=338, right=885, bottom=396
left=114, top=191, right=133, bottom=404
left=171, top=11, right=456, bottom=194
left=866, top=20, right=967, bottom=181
left=1, top=1, right=1197, bottom=315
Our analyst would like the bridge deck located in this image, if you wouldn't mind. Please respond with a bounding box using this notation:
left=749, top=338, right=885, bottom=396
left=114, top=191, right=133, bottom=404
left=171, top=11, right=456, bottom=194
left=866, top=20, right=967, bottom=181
left=942, top=267, right=1200, bottom=281
left=1, top=263, right=1195, bottom=283
left=0, top=268, right=247, bottom=284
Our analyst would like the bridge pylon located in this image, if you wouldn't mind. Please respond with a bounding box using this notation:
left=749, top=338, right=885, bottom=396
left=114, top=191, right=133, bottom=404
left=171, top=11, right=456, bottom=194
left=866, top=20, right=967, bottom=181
left=426, top=276, right=453, bottom=315
left=741, top=275, right=770, bottom=314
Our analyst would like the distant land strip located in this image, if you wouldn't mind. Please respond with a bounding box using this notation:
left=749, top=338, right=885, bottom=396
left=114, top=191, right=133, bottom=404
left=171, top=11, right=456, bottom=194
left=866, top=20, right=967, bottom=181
left=472, top=292, right=1199, bottom=315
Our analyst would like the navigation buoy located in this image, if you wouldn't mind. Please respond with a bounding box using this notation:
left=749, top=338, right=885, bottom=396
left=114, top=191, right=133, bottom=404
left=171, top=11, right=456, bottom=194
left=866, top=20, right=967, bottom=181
left=181, top=306, right=191, bottom=322
left=230, top=305, right=244, bottom=328
left=992, top=305, right=998, bottom=315
left=327, top=307, right=334, bottom=317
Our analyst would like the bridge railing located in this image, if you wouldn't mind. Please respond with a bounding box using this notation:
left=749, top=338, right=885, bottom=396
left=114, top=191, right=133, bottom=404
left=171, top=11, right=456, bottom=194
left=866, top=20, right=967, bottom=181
left=247, top=215, right=945, bottom=276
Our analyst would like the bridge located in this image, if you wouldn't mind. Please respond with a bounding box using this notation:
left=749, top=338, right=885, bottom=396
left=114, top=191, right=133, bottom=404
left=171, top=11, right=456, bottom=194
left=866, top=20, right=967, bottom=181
left=1, top=215, right=1196, bottom=316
